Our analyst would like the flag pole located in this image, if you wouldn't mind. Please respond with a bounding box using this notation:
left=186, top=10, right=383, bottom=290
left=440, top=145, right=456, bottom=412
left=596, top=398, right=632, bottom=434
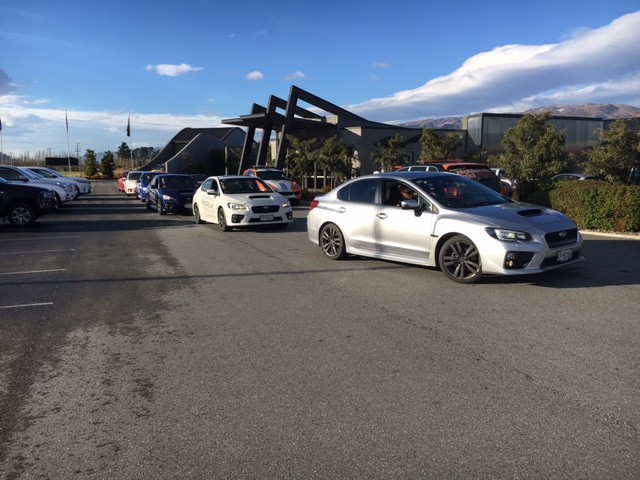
left=127, top=115, right=133, bottom=168
left=0, top=117, right=4, bottom=165
left=65, top=110, right=71, bottom=173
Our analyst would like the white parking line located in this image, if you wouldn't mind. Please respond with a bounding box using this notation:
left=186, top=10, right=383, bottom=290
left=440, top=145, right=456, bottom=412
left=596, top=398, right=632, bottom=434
left=0, top=302, right=54, bottom=309
left=0, top=249, right=75, bottom=256
left=0, top=269, right=67, bottom=276
left=0, top=235, right=80, bottom=243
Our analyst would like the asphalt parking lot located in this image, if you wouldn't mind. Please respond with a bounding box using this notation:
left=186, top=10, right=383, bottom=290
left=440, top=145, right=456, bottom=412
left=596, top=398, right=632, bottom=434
left=1, top=180, right=639, bottom=479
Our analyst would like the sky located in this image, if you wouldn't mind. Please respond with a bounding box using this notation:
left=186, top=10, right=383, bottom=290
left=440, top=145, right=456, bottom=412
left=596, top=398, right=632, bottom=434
left=1, top=0, right=640, bottom=158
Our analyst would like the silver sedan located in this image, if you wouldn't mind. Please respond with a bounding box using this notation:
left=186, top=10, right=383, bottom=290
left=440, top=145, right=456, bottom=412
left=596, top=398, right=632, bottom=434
left=307, top=171, right=584, bottom=283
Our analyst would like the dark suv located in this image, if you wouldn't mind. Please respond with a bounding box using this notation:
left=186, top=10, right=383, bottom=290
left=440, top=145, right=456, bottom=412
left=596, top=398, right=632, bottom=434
left=0, top=177, right=57, bottom=226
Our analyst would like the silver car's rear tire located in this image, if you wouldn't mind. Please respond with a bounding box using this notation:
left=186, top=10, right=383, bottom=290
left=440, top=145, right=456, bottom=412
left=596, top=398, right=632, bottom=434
left=438, top=235, right=483, bottom=284
left=319, top=223, right=347, bottom=260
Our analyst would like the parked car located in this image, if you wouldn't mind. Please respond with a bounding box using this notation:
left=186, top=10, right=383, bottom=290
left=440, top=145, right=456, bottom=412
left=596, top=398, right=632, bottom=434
left=242, top=167, right=302, bottom=205
left=24, top=166, right=92, bottom=195
left=307, top=171, right=584, bottom=284
left=117, top=171, right=129, bottom=192
left=192, top=175, right=293, bottom=231
left=435, top=163, right=510, bottom=196
left=145, top=174, right=197, bottom=215
left=0, top=165, right=73, bottom=206
left=136, top=171, right=160, bottom=202
left=124, top=171, right=143, bottom=196
left=0, top=177, right=57, bottom=226
left=552, top=173, right=603, bottom=181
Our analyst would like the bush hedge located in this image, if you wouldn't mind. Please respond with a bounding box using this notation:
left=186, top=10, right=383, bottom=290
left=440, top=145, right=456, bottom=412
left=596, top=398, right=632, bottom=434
left=547, top=181, right=640, bottom=233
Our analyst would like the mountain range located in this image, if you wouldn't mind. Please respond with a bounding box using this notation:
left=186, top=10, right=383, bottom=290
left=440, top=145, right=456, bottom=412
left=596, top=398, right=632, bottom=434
left=399, top=103, right=640, bottom=130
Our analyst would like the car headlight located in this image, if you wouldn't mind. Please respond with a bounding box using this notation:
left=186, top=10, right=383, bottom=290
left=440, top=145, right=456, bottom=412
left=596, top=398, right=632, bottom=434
left=485, top=227, right=532, bottom=242
left=227, top=202, right=248, bottom=211
left=162, top=194, right=176, bottom=201
left=282, top=201, right=291, bottom=208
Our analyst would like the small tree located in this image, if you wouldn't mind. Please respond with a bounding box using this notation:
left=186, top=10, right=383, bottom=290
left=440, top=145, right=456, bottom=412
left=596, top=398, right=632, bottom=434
left=101, top=150, right=115, bottom=178
left=497, top=113, right=569, bottom=180
left=420, top=129, right=463, bottom=161
left=84, top=149, right=98, bottom=177
left=286, top=135, right=321, bottom=186
left=372, top=133, right=407, bottom=172
left=582, top=118, right=640, bottom=183
left=318, top=136, right=352, bottom=188
left=117, top=142, right=132, bottom=168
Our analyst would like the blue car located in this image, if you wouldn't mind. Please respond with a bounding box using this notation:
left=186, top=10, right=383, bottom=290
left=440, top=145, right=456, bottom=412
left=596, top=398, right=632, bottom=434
left=145, top=174, right=197, bottom=215
left=137, top=171, right=159, bottom=202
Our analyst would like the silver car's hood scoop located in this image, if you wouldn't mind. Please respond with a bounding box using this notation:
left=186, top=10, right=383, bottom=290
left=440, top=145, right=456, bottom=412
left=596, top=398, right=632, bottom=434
left=460, top=202, right=575, bottom=231
left=516, top=208, right=545, bottom=217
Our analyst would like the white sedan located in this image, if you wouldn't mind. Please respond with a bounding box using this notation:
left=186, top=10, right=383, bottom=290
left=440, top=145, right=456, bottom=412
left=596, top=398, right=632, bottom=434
left=307, top=171, right=584, bottom=284
left=192, top=175, right=293, bottom=231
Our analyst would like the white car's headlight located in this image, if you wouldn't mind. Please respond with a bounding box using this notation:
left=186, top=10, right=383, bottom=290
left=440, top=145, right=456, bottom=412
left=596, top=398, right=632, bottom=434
left=282, top=201, right=290, bottom=208
left=485, top=227, right=532, bottom=242
left=227, top=202, right=248, bottom=211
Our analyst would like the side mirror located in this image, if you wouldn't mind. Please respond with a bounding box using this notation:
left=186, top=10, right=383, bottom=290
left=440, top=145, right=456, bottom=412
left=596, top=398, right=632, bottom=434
left=400, top=199, right=419, bottom=210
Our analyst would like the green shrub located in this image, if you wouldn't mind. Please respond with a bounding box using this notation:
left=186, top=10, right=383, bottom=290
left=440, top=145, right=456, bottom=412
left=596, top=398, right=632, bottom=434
left=548, top=181, right=640, bottom=232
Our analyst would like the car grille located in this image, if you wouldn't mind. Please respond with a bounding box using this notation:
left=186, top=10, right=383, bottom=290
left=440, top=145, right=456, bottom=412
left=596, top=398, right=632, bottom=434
left=251, top=205, right=279, bottom=214
left=545, top=228, right=578, bottom=248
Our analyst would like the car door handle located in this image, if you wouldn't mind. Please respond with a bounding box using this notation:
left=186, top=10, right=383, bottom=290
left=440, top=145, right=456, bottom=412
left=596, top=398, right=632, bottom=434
left=376, top=213, right=387, bottom=219
left=337, top=207, right=347, bottom=213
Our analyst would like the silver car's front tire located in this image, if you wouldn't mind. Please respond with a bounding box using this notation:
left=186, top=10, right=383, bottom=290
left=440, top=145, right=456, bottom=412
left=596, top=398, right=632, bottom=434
left=439, top=235, right=483, bottom=284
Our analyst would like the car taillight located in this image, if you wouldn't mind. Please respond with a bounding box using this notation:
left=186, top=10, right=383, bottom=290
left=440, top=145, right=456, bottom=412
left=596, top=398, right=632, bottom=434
left=309, top=200, right=320, bottom=211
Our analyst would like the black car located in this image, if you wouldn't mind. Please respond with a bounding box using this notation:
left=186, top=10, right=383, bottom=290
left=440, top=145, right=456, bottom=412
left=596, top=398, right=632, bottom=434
left=145, top=174, right=197, bottom=215
left=0, top=177, right=57, bottom=226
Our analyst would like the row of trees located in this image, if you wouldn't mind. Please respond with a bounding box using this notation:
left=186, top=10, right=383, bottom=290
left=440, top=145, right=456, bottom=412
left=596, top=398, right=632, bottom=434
left=83, top=143, right=160, bottom=178
left=283, top=113, right=640, bottom=189
left=493, top=113, right=640, bottom=184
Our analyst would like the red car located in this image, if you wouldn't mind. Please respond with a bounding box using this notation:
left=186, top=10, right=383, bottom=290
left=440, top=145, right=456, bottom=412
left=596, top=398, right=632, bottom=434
left=117, top=171, right=129, bottom=192
left=398, top=162, right=511, bottom=196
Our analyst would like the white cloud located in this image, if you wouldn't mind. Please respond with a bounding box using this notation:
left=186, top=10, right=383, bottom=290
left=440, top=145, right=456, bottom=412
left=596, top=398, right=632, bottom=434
left=246, top=71, right=264, bottom=81
left=284, top=71, right=306, bottom=82
left=146, top=63, right=203, bottom=77
left=0, top=104, right=225, bottom=155
left=373, top=61, right=390, bottom=69
left=350, top=11, right=640, bottom=122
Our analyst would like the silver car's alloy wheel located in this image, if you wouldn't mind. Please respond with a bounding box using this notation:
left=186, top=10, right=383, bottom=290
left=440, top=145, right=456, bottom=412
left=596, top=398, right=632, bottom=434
left=319, top=223, right=347, bottom=260
left=439, top=235, right=483, bottom=284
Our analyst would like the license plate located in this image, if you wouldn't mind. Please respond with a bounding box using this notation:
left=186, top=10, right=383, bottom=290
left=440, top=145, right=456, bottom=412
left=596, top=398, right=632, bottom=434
left=259, top=215, right=274, bottom=221
left=556, top=248, right=573, bottom=262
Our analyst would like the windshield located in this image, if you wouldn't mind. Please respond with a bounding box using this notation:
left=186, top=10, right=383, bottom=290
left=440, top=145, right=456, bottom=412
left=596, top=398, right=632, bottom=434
left=140, top=173, right=157, bottom=183
left=30, top=169, right=58, bottom=179
left=127, top=172, right=143, bottom=181
left=221, top=177, right=272, bottom=194
left=413, top=175, right=508, bottom=209
left=19, top=169, right=43, bottom=180
left=159, top=176, right=196, bottom=189
left=257, top=170, right=288, bottom=181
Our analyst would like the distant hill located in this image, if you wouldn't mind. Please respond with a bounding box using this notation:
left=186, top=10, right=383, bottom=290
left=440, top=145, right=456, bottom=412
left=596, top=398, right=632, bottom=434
left=400, top=103, right=640, bottom=130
